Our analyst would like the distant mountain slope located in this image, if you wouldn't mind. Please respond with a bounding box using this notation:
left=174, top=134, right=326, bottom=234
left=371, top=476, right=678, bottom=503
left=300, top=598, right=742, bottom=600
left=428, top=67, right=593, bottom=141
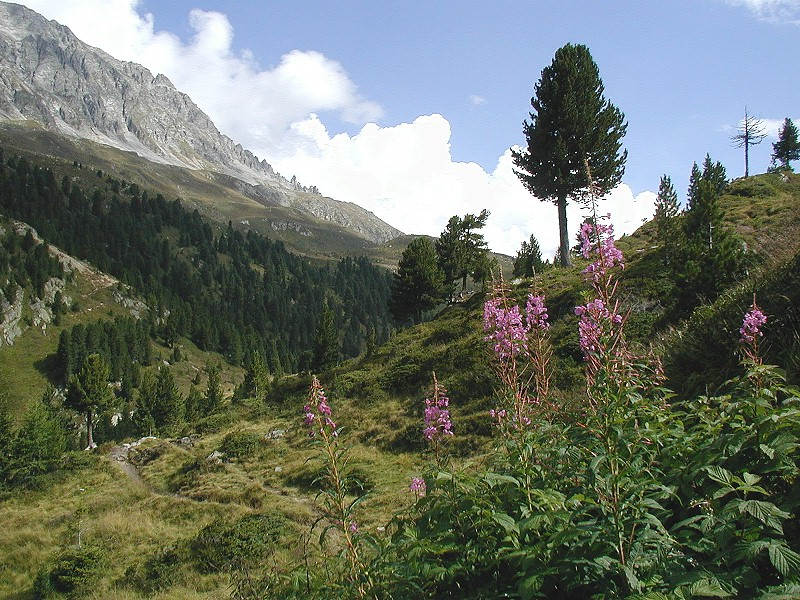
left=0, top=1, right=401, bottom=244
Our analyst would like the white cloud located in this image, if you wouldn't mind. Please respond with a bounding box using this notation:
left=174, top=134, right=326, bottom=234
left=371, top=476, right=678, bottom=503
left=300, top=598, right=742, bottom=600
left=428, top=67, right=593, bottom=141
left=273, top=114, right=656, bottom=257
left=723, top=116, right=798, bottom=139
left=761, top=117, right=799, bottom=138
left=19, top=1, right=656, bottom=255
left=21, top=0, right=382, bottom=152
left=469, top=94, right=487, bottom=106
left=722, top=0, right=800, bottom=22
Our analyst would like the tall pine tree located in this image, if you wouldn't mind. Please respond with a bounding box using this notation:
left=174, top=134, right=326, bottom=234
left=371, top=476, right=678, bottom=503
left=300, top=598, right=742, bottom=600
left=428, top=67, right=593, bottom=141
left=512, top=43, right=627, bottom=266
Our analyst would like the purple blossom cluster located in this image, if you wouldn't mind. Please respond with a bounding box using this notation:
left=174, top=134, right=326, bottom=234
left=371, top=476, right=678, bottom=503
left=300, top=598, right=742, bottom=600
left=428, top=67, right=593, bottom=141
left=409, top=477, right=426, bottom=495
left=303, top=376, right=337, bottom=437
left=423, top=378, right=453, bottom=442
left=580, top=218, right=624, bottom=282
left=574, top=298, right=623, bottom=356
left=740, top=304, right=767, bottom=345
left=483, top=293, right=550, bottom=360
left=526, top=294, right=550, bottom=331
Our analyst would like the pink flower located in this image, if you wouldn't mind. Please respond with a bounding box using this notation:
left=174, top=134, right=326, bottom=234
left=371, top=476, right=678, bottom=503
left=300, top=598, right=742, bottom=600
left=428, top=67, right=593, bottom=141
left=525, top=294, right=550, bottom=330
left=423, top=374, right=453, bottom=443
left=303, top=376, right=337, bottom=436
left=740, top=305, right=767, bottom=345
left=409, top=477, right=426, bottom=494
left=349, top=521, right=358, bottom=533
left=579, top=218, right=624, bottom=282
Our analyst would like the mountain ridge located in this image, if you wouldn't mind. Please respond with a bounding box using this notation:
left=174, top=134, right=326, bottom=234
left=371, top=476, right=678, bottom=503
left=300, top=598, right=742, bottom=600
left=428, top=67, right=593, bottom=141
left=0, top=1, right=402, bottom=244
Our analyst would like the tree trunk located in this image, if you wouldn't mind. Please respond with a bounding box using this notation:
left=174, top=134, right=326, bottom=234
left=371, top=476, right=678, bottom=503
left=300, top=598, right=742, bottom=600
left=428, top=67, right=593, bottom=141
left=557, top=195, right=571, bottom=266
left=86, top=410, right=95, bottom=449
left=744, top=139, right=749, bottom=177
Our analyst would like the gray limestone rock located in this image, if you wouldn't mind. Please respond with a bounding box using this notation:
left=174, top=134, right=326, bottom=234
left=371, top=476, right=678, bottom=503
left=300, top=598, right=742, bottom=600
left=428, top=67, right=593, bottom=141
left=0, top=2, right=402, bottom=244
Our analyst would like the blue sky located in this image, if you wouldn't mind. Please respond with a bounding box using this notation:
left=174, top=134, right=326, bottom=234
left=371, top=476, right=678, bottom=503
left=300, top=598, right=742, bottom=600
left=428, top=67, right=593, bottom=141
left=21, top=0, right=800, bottom=255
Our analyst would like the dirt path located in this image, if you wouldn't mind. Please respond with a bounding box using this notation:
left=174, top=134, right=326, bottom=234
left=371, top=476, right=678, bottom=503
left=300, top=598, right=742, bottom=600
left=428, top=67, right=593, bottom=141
left=108, top=443, right=149, bottom=488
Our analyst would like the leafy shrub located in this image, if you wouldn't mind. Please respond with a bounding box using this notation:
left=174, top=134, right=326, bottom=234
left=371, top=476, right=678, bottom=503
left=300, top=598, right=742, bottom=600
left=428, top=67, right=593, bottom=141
left=190, top=513, right=286, bottom=573
left=33, top=545, right=106, bottom=599
left=219, top=430, right=262, bottom=459
left=194, top=410, right=235, bottom=433
left=727, top=178, right=776, bottom=198
left=125, top=546, right=183, bottom=594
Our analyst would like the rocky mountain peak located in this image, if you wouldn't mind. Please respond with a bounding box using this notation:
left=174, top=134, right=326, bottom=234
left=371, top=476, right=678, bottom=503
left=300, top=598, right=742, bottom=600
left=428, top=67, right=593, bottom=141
left=0, top=1, right=401, bottom=243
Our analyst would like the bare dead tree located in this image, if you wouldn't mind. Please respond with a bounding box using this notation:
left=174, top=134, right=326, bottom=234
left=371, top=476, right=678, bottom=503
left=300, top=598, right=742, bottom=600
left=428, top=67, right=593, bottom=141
left=731, top=107, right=767, bottom=177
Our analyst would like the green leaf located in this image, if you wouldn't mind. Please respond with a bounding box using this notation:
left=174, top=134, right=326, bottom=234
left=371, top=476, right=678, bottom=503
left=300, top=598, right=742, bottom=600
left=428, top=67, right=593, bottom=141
left=768, top=542, right=800, bottom=578
left=492, top=512, right=519, bottom=536
left=757, top=584, right=800, bottom=599
left=518, top=574, right=542, bottom=600
left=704, top=465, right=733, bottom=486
left=688, top=577, right=734, bottom=597
left=738, top=500, right=789, bottom=532
left=759, top=444, right=776, bottom=459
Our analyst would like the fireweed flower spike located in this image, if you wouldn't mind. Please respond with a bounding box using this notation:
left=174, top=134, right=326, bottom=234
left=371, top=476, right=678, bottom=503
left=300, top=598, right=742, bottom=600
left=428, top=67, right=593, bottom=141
left=484, top=276, right=553, bottom=430
left=303, top=376, right=337, bottom=437
left=409, top=477, right=426, bottom=496
left=574, top=215, right=627, bottom=383
left=423, top=372, right=453, bottom=443
left=302, top=376, right=372, bottom=598
left=740, top=297, right=767, bottom=363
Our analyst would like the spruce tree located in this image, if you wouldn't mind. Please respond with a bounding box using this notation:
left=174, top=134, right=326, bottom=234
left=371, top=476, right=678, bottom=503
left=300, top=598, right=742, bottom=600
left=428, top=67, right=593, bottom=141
left=204, top=362, right=223, bottom=413
left=512, top=43, right=627, bottom=266
left=312, top=304, right=339, bottom=372
left=513, top=234, right=544, bottom=277
left=679, top=157, right=747, bottom=312
left=151, top=365, right=183, bottom=433
left=772, top=117, right=800, bottom=170
left=390, top=237, right=445, bottom=324
left=66, top=353, right=114, bottom=449
left=653, top=175, right=681, bottom=266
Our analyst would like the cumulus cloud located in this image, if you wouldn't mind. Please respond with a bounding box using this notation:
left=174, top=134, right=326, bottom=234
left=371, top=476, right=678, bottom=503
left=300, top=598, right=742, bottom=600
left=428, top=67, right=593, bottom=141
left=21, top=0, right=382, bottom=152
left=273, top=114, right=656, bottom=257
left=721, top=0, right=800, bottom=22
left=761, top=117, right=799, bottom=138
left=19, top=1, right=655, bottom=255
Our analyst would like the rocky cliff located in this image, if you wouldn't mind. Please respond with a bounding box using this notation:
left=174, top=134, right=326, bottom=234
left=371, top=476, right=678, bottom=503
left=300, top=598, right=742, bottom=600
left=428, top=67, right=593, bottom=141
left=0, top=2, right=401, bottom=243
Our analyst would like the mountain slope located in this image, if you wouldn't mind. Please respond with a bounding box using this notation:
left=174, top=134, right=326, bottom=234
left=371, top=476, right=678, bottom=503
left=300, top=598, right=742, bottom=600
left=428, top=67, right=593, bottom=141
left=0, top=1, right=401, bottom=244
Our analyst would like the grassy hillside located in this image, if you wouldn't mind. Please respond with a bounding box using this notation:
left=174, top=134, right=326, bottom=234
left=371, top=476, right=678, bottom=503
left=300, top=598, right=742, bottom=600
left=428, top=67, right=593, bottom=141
left=1, top=171, right=799, bottom=598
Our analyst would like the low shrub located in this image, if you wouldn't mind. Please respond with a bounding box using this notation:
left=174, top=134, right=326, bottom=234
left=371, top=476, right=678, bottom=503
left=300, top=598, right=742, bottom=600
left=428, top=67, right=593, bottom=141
left=219, top=430, right=262, bottom=459
left=33, top=545, right=106, bottom=599
left=125, top=546, right=184, bottom=594
left=190, top=513, right=286, bottom=573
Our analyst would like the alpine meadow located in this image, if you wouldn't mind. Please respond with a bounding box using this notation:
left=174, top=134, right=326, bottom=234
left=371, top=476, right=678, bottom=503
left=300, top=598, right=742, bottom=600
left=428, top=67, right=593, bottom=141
left=1, top=2, right=799, bottom=599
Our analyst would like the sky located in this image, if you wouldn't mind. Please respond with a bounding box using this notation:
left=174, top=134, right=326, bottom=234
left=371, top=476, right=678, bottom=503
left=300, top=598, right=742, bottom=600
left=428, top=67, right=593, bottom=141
left=18, top=0, right=800, bottom=257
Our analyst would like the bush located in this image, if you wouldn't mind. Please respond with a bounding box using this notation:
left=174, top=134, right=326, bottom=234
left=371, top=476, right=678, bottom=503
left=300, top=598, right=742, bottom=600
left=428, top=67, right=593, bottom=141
left=33, top=545, right=106, bottom=599
left=194, top=410, right=235, bottom=433
left=190, top=513, right=286, bottom=573
left=126, top=546, right=183, bottom=594
left=219, top=430, right=262, bottom=459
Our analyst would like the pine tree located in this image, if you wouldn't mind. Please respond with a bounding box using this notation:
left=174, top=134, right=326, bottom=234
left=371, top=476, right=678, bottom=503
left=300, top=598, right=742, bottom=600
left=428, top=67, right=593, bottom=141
left=512, top=43, right=627, bottom=266
left=312, top=304, right=339, bottom=372
left=66, top=353, right=114, bottom=449
left=653, top=175, right=682, bottom=266
left=772, top=117, right=800, bottom=170
left=390, top=237, right=445, bottom=324
left=513, top=234, right=544, bottom=277
left=244, top=351, right=270, bottom=401
left=151, top=365, right=183, bottom=433
left=204, top=362, right=223, bottom=413
left=679, top=157, right=747, bottom=312
left=731, top=108, right=766, bottom=177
